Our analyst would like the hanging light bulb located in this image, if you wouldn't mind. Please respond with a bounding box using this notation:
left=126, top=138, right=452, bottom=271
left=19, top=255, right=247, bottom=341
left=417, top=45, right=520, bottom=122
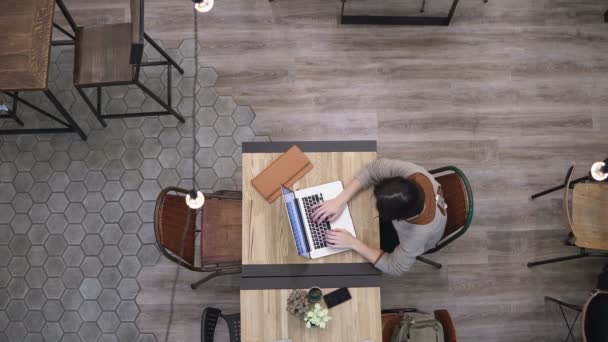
left=194, top=0, right=214, bottom=13
left=186, top=190, right=205, bottom=209
left=590, top=160, right=608, bottom=182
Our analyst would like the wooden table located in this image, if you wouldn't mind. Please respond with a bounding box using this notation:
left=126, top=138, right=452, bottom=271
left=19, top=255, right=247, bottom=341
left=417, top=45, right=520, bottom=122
left=241, top=141, right=382, bottom=342
left=0, top=0, right=86, bottom=139
left=240, top=287, right=382, bottom=342
left=572, top=183, right=608, bottom=250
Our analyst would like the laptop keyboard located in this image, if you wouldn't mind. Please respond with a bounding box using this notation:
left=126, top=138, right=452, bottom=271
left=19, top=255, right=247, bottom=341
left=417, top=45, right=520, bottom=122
left=302, top=194, right=331, bottom=249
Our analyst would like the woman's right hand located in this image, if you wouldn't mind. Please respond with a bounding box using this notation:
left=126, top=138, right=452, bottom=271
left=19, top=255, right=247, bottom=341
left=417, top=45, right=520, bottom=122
left=311, top=197, right=346, bottom=223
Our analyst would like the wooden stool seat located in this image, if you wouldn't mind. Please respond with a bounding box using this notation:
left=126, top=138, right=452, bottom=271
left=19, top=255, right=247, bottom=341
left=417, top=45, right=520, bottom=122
left=74, top=23, right=133, bottom=86
left=201, top=198, right=242, bottom=264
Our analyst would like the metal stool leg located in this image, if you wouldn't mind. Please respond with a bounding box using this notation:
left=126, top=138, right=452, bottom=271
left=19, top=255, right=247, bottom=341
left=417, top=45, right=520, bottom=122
left=9, top=92, right=24, bottom=126
left=44, top=90, right=87, bottom=140
left=75, top=86, right=106, bottom=127
left=144, top=33, right=185, bottom=74
left=527, top=250, right=589, bottom=268
left=135, top=81, right=185, bottom=123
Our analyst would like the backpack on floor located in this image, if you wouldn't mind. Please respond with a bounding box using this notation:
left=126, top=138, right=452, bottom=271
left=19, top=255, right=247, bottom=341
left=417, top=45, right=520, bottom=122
left=390, top=311, right=445, bottom=342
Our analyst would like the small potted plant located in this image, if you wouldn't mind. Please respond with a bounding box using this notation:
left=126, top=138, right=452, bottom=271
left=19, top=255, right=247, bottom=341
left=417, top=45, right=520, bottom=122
left=307, top=286, right=323, bottom=303
left=304, top=303, right=331, bottom=329
left=286, top=290, right=311, bottom=318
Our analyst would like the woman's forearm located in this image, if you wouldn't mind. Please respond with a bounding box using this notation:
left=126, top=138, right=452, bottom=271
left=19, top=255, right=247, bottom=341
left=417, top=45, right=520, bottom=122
left=337, top=179, right=362, bottom=204
left=352, top=239, right=383, bottom=265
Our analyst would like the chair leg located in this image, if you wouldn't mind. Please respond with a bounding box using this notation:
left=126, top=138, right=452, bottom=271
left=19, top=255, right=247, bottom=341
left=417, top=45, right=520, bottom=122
left=135, top=81, right=185, bottom=123
left=190, top=272, right=221, bottom=289
left=531, top=175, right=590, bottom=200
left=417, top=256, right=442, bottom=269
left=75, top=86, right=106, bottom=127
left=9, top=92, right=24, bottom=126
left=544, top=296, right=582, bottom=342
left=564, top=232, right=575, bottom=246
left=143, top=33, right=185, bottom=75
left=527, top=251, right=589, bottom=268
left=190, top=268, right=241, bottom=289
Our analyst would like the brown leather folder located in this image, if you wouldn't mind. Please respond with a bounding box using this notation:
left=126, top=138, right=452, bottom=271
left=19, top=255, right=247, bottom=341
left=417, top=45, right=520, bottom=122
left=251, top=145, right=313, bottom=203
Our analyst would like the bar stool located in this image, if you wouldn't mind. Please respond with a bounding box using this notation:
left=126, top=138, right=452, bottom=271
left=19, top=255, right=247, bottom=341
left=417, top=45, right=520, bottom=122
left=73, top=0, right=185, bottom=126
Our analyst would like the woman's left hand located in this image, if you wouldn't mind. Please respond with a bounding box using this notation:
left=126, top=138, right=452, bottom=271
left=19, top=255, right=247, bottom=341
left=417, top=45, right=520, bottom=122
left=325, top=229, right=359, bottom=249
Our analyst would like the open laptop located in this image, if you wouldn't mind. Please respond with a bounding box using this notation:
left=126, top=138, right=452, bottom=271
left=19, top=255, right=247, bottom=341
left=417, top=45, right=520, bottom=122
left=281, top=181, right=356, bottom=259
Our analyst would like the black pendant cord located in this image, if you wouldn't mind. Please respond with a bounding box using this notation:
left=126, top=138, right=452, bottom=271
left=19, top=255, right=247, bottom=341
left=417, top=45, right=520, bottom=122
left=191, top=2, right=199, bottom=196
left=164, top=7, right=200, bottom=342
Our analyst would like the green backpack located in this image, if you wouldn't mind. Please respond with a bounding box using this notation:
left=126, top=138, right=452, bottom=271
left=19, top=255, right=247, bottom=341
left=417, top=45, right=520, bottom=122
left=390, top=312, right=445, bottom=342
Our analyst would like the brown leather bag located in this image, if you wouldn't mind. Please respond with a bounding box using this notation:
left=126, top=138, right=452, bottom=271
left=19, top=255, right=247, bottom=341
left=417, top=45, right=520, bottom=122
left=251, top=145, right=313, bottom=203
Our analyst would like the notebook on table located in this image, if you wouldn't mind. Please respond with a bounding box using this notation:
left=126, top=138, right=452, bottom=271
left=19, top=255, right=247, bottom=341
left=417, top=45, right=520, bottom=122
left=251, top=145, right=313, bottom=203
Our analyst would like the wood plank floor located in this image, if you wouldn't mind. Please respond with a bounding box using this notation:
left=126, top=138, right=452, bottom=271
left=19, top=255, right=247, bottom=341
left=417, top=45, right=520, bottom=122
left=59, top=0, right=608, bottom=341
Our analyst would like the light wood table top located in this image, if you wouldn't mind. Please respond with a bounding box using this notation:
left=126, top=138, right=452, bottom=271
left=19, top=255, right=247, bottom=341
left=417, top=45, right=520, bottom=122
left=241, top=141, right=382, bottom=342
left=242, top=148, right=379, bottom=265
left=241, top=287, right=382, bottom=342
left=0, top=0, right=55, bottom=91
left=572, top=183, right=608, bottom=250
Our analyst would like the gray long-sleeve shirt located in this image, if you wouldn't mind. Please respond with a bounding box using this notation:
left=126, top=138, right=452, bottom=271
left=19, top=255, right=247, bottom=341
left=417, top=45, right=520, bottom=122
left=355, top=158, right=447, bottom=276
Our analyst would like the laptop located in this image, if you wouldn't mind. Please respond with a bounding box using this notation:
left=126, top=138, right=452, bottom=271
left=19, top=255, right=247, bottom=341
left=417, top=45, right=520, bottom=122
left=281, top=181, right=356, bottom=259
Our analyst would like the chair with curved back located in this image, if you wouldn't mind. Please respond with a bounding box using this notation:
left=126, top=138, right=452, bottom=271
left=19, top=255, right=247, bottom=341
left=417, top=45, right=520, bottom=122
left=544, top=289, right=608, bottom=342
left=154, top=187, right=242, bottom=289
left=201, top=307, right=241, bottom=342
left=528, top=164, right=608, bottom=268
left=381, top=308, right=458, bottom=342
left=582, top=290, right=608, bottom=342
left=416, top=166, right=474, bottom=269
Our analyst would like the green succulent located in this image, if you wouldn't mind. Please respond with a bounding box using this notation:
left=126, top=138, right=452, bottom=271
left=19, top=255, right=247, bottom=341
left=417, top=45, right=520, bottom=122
left=304, top=303, right=332, bottom=329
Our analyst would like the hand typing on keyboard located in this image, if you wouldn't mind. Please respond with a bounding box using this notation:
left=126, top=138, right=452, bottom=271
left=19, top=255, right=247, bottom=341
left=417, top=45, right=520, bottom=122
left=311, top=197, right=346, bottom=223
left=325, top=229, right=358, bottom=249
left=302, top=194, right=332, bottom=249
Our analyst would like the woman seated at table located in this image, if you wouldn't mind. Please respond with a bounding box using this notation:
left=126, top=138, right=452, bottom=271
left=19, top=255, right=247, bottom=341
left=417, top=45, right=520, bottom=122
left=312, top=158, right=447, bottom=276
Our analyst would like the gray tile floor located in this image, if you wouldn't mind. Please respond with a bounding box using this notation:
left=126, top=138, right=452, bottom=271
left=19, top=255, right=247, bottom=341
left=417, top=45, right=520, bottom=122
left=0, top=38, right=268, bottom=342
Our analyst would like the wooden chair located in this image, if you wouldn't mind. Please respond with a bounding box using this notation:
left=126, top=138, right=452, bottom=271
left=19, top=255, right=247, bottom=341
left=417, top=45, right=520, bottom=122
left=201, top=307, right=241, bottom=342
left=73, top=0, right=185, bottom=126
left=154, top=187, right=242, bottom=289
left=527, top=165, right=608, bottom=268
left=416, top=166, right=474, bottom=269
left=381, top=308, right=458, bottom=342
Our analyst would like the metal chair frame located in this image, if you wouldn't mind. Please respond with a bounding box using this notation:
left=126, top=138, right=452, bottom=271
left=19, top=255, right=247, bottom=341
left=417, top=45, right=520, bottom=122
left=545, top=296, right=582, bottom=342
left=154, top=187, right=242, bottom=289
left=416, top=166, right=474, bottom=269
left=528, top=165, right=608, bottom=268
left=339, top=0, right=460, bottom=26
left=73, top=0, right=185, bottom=126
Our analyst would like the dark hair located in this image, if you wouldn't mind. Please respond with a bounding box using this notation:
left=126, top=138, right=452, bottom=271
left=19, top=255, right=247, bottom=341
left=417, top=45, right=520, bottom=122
left=373, top=177, right=425, bottom=221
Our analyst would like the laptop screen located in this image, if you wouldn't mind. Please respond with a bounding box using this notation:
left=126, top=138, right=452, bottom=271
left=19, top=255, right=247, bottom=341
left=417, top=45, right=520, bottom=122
left=281, top=186, right=310, bottom=255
